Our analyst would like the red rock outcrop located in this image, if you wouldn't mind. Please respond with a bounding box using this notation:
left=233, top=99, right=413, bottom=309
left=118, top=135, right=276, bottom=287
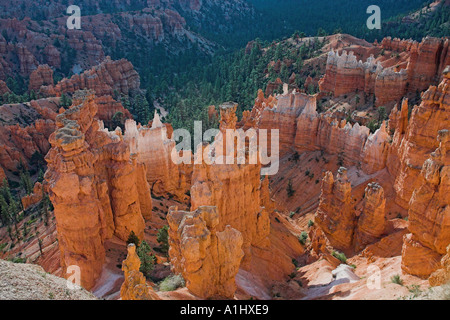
left=320, top=37, right=450, bottom=107
left=354, top=182, right=386, bottom=251
left=374, top=68, right=408, bottom=107
left=388, top=68, right=450, bottom=210
left=401, top=129, right=450, bottom=278
left=265, top=77, right=283, bottom=96
left=120, top=243, right=159, bottom=300
left=315, top=168, right=355, bottom=251
left=123, top=111, right=190, bottom=200
left=167, top=206, right=244, bottom=299
left=0, top=166, right=6, bottom=184
left=429, top=245, right=450, bottom=287
left=21, top=182, right=43, bottom=210
left=0, top=98, right=59, bottom=172
left=45, top=90, right=151, bottom=289
left=29, top=64, right=53, bottom=93
left=319, top=50, right=378, bottom=97
left=0, top=80, right=10, bottom=95
left=42, top=57, right=140, bottom=97
left=94, top=95, right=133, bottom=128
left=246, top=90, right=391, bottom=172
left=190, top=103, right=271, bottom=269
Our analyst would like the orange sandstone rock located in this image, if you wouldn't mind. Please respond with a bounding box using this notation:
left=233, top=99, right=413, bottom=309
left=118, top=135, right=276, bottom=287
left=429, top=245, right=450, bottom=287
left=42, top=57, right=140, bottom=97
left=389, top=69, right=450, bottom=210
left=167, top=206, right=244, bottom=299
left=354, top=182, right=386, bottom=251
left=315, top=168, right=355, bottom=251
left=123, top=112, right=189, bottom=200
left=21, top=182, right=43, bottom=210
left=120, top=244, right=159, bottom=300
left=45, top=90, right=151, bottom=289
left=401, top=129, right=450, bottom=278
left=29, top=64, right=53, bottom=93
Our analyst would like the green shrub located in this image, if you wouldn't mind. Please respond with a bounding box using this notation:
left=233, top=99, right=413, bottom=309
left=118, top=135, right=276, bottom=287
left=287, top=179, right=295, bottom=197
left=332, top=251, right=347, bottom=264
left=298, top=231, right=308, bottom=245
left=307, top=220, right=314, bottom=227
left=391, top=274, right=404, bottom=286
left=159, top=274, right=185, bottom=292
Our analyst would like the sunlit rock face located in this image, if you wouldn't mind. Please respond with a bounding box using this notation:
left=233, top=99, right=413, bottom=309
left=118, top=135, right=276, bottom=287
left=40, top=57, right=140, bottom=98
left=319, top=37, right=450, bottom=107
left=120, top=244, right=159, bottom=300
left=45, top=91, right=151, bottom=290
left=167, top=206, right=244, bottom=299
left=189, top=102, right=271, bottom=270
left=402, top=129, right=450, bottom=279
left=354, top=182, right=386, bottom=251
left=388, top=69, right=450, bottom=211
left=314, top=167, right=355, bottom=251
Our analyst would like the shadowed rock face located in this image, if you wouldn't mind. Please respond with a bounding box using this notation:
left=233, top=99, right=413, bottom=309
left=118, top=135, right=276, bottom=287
left=45, top=91, right=151, bottom=290
left=167, top=206, right=244, bottom=299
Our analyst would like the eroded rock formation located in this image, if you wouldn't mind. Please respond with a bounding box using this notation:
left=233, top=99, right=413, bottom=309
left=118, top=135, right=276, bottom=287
left=354, top=182, right=386, bottom=251
left=167, top=206, right=244, bottom=299
left=41, top=57, right=140, bottom=97
left=45, top=90, right=151, bottom=289
left=123, top=111, right=190, bottom=200
left=388, top=68, right=450, bottom=210
left=120, top=243, right=159, bottom=300
left=315, top=168, right=355, bottom=251
left=21, top=182, right=43, bottom=210
left=320, top=37, right=450, bottom=107
left=29, top=64, right=53, bottom=93
left=429, top=245, right=450, bottom=287
left=401, top=129, right=450, bottom=278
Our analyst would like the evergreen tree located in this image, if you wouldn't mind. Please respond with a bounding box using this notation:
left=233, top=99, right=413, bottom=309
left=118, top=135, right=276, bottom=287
left=137, top=240, right=156, bottom=278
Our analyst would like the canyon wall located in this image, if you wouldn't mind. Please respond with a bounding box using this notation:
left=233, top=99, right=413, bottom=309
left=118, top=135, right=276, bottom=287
left=319, top=37, right=450, bottom=107
left=254, top=90, right=389, bottom=172
left=45, top=91, right=151, bottom=289
left=387, top=68, right=450, bottom=210
left=401, top=129, right=449, bottom=279
left=123, top=111, right=190, bottom=200
left=41, top=57, right=140, bottom=97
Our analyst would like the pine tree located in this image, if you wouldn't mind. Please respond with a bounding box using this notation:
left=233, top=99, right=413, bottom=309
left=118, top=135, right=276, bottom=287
left=157, top=225, right=169, bottom=255
left=137, top=240, right=156, bottom=278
